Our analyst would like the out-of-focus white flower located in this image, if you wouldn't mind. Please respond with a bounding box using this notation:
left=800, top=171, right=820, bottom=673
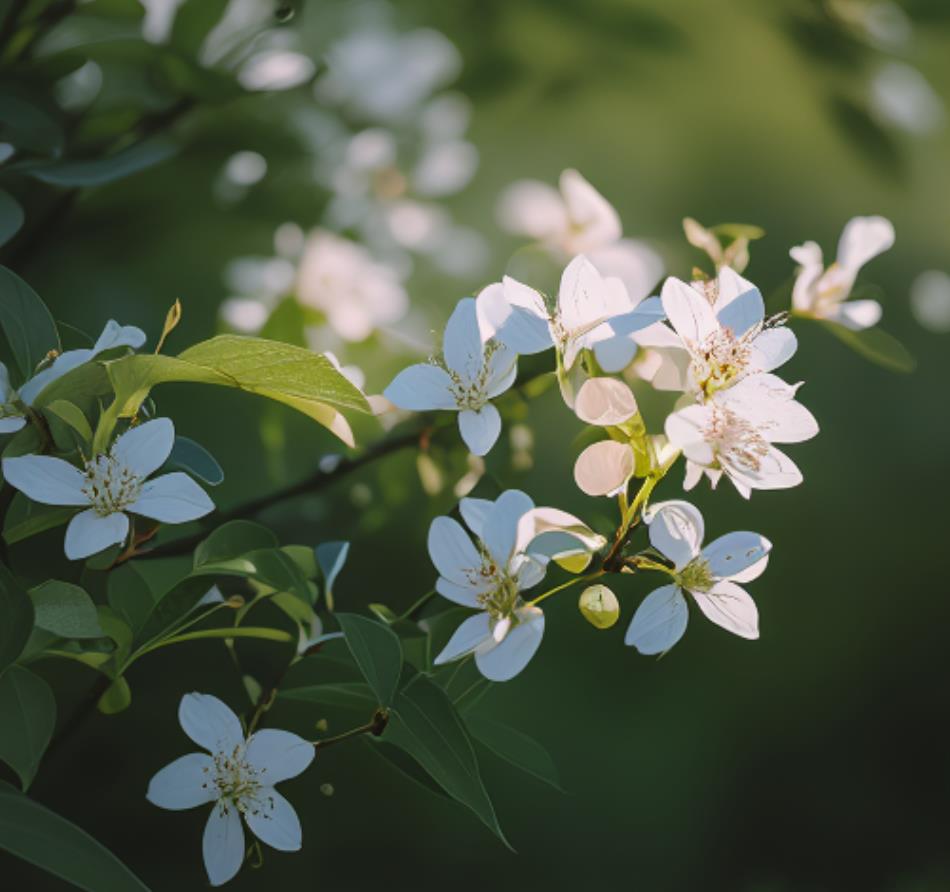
left=870, top=62, right=944, bottom=134
left=683, top=218, right=762, bottom=274
left=828, top=0, right=912, bottom=50
left=139, top=0, right=185, bottom=44
left=910, top=270, right=950, bottom=333
left=625, top=500, right=770, bottom=654
left=497, top=169, right=663, bottom=299
left=223, top=151, right=267, bottom=186
left=791, top=216, right=894, bottom=330
left=296, top=230, right=408, bottom=342
left=239, top=50, right=316, bottom=92
left=384, top=298, right=516, bottom=456
left=147, top=693, right=314, bottom=887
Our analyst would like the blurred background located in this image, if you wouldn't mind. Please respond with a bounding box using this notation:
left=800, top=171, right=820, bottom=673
left=2, top=0, right=950, bottom=889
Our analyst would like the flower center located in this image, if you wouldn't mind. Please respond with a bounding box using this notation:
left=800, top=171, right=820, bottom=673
left=81, top=454, right=142, bottom=516
left=467, top=551, right=521, bottom=621
left=206, top=745, right=263, bottom=807
left=677, top=557, right=714, bottom=593
left=690, top=327, right=756, bottom=400
left=703, top=406, right=770, bottom=472
left=446, top=341, right=505, bottom=411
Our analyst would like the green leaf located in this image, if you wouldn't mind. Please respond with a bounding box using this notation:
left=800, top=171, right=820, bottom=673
left=170, top=0, right=230, bottom=56
left=818, top=319, right=916, bottom=373
left=30, top=361, right=112, bottom=412
left=134, top=577, right=219, bottom=647
left=0, top=562, right=34, bottom=672
left=194, top=519, right=277, bottom=566
left=2, top=495, right=75, bottom=546
left=97, top=677, right=131, bottom=715
left=30, top=581, right=103, bottom=639
left=336, top=613, right=403, bottom=708
left=0, top=666, right=56, bottom=789
left=166, top=435, right=224, bottom=485
left=465, top=716, right=563, bottom=791
left=279, top=681, right=377, bottom=710
left=0, top=266, right=61, bottom=383
left=26, top=137, right=178, bottom=187
left=710, top=222, right=765, bottom=241
left=0, top=90, right=63, bottom=156
left=43, top=399, right=93, bottom=447
left=0, top=779, right=152, bottom=891
left=385, top=674, right=510, bottom=847
left=364, top=737, right=451, bottom=800
left=0, top=190, right=24, bottom=248
left=192, top=549, right=312, bottom=605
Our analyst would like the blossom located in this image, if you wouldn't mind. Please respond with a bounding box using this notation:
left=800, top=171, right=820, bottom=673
left=790, top=216, right=895, bottom=330
left=496, top=168, right=663, bottom=299
left=1, top=418, right=214, bottom=559
left=147, top=693, right=314, bottom=887
left=625, top=500, right=770, bottom=654
left=665, top=374, right=818, bottom=498
left=296, top=230, right=408, bottom=342
left=429, top=489, right=604, bottom=680
left=476, top=254, right=664, bottom=374
left=384, top=297, right=516, bottom=456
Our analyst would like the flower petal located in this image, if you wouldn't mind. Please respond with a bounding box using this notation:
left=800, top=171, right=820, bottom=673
left=837, top=215, right=894, bottom=274
left=479, top=277, right=552, bottom=355
left=442, top=297, right=484, bottom=382
left=179, top=692, right=244, bottom=754
left=586, top=239, right=664, bottom=302
left=92, top=319, right=147, bottom=354
left=690, top=580, right=759, bottom=640
left=724, top=444, right=803, bottom=492
left=2, top=455, right=88, bottom=506
left=383, top=364, right=456, bottom=411
left=435, top=577, right=482, bottom=607
left=242, top=787, right=302, bottom=852
left=458, top=403, right=501, bottom=456
left=701, top=531, right=772, bottom=579
left=428, top=516, right=481, bottom=586
left=64, top=509, right=129, bottom=560
left=574, top=377, right=638, bottom=426
left=474, top=606, right=544, bottom=681
left=458, top=497, right=493, bottom=538
left=245, top=730, right=315, bottom=784
left=559, top=169, right=622, bottom=248
left=749, top=327, right=797, bottom=372
left=434, top=612, right=492, bottom=664
left=484, top=343, right=517, bottom=398
left=130, top=473, right=214, bottom=523
left=111, top=418, right=175, bottom=478
left=624, top=584, right=689, bottom=655
left=573, top=440, right=634, bottom=497
left=664, top=405, right=715, bottom=465
left=715, top=285, right=764, bottom=338
left=644, top=500, right=704, bottom=570
left=146, top=753, right=217, bottom=810
left=482, top=489, right=534, bottom=568
left=203, top=802, right=245, bottom=887
left=0, top=415, right=26, bottom=433
left=591, top=335, right=637, bottom=373
left=832, top=299, right=883, bottom=331
left=558, top=254, right=608, bottom=335
left=660, top=277, right=717, bottom=344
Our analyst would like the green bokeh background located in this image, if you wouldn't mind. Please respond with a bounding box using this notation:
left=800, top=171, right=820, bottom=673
left=4, top=1, right=950, bottom=889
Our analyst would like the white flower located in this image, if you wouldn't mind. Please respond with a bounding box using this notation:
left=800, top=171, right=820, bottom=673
left=1, top=418, right=214, bottom=559
left=790, top=216, right=895, bottom=331
left=625, top=500, right=770, bottom=654
left=429, top=489, right=604, bottom=681
left=0, top=364, right=25, bottom=434
left=660, top=267, right=798, bottom=401
left=384, top=298, right=517, bottom=456
left=147, top=693, right=314, bottom=887
left=665, top=374, right=818, bottom=499
left=476, top=254, right=664, bottom=374
left=496, top=169, right=663, bottom=299
left=296, top=230, right=408, bottom=342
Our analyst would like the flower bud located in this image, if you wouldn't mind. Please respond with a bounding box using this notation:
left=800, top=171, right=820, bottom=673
left=578, top=584, right=620, bottom=629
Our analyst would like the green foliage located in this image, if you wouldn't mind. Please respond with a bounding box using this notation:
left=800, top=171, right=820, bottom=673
left=818, top=319, right=916, bottom=373
left=0, top=780, right=152, bottom=891
left=165, top=436, right=224, bottom=486
left=194, top=520, right=278, bottom=565
left=0, top=190, right=24, bottom=248
left=30, top=581, right=103, bottom=639
left=0, top=562, right=33, bottom=672
left=336, top=613, right=403, bottom=708
left=0, top=666, right=56, bottom=790
left=26, top=138, right=179, bottom=188
left=2, top=495, right=75, bottom=545
left=170, top=0, right=230, bottom=57
left=0, top=265, right=61, bottom=383
left=466, top=716, right=563, bottom=791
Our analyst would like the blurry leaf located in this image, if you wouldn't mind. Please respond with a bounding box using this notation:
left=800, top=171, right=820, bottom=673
left=260, top=297, right=306, bottom=346
left=385, top=674, right=510, bottom=848
left=710, top=223, right=765, bottom=241
left=166, top=435, right=224, bottom=486
left=829, top=95, right=901, bottom=175
left=336, top=613, right=402, bottom=707
left=0, top=562, right=34, bottom=672
left=818, top=319, right=916, bottom=373
left=0, top=90, right=63, bottom=156
left=155, top=55, right=244, bottom=103
left=0, top=779, right=152, bottom=891
left=194, top=520, right=277, bottom=566
left=0, top=666, right=55, bottom=790
left=0, top=266, right=61, bottom=383
left=97, top=677, right=131, bottom=715
left=0, top=191, right=24, bottom=248
left=30, top=581, right=103, bottom=639
left=170, top=0, right=230, bottom=56
left=279, top=681, right=376, bottom=710
left=26, top=137, right=178, bottom=187
left=279, top=545, right=318, bottom=581
left=466, top=716, right=563, bottom=792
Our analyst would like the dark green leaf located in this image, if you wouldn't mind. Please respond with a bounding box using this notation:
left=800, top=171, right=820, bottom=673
left=192, top=548, right=312, bottom=604
left=26, top=137, right=178, bottom=187
left=166, top=435, right=224, bottom=485
left=97, top=677, right=131, bottom=715
left=818, top=319, right=916, bottom=373
left=0, top=562, right=33, bottom=672
left=0, top=779, right=152, bottom=891
left=0, top=266, right=61, bottom=383
left=194, top=520, right=278, bottom=567
left=0, top=190, right=24, bottom=248
left=364, top=737, right=451, bottom=799
left=336, top=613, right=403, bottom=708
left=0, top=90, right=63, bottom=156
left=170, top=0, right=230, bottom=56
left=30, top=581, right=103, bottom=639
left=466, top=716, right=563, bottom=791
left=279, top=681, right=376, bottom=710
left=0, top=666, right=56, bottom=789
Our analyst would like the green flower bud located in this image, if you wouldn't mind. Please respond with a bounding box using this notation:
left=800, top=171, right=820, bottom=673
left=578, top=584, right=620, bottom=629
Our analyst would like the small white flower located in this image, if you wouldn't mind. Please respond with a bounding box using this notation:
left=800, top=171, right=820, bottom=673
left=147, top=693, right=315, bottom=887
left=1, top=417, right=214, bottom=559
left=625, top=500, right=770, bottom=654
left=791, top=216, right=895, bottom=331
left=665, top=374, right=819, bottom=499
left=476, top=254, right=664, bottom=374
left=384, top=298, right=517, bottom=456
left=429, top=489, right=604, bottom=681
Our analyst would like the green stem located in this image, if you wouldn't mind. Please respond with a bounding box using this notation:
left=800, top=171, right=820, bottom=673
left=132, top=626, right=293, bottom=661
left=529, top=569, right=605, bottom=607
left=313, top=709, right=389, bottom=749
left=398, top=589, right=435, bottom=622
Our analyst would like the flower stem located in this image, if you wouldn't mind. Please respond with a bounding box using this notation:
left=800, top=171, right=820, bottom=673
left=529, top=569, right=605, bottom=607
left=133, top=626, right=293, bottom=660
left=313, top=709, right=390, bottom=749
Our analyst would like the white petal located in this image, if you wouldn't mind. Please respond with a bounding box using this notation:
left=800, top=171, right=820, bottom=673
left=92, top=320, right=147, bottom=354
left=573, top=440, right=634, bottom=497
left=749, top=328, right=797, bottom=372
left=624, top=584, right=689, bottom=655
left=701, top=531, right=772, bottom=579
left=0, top=415, right=26, bottom=433
left=559, top=169, right=622, bottom=249
left=458, top=497, right=493, bottom=538
left=474, top=606, right=544, bottom=681
left=591, top=335, right=637, bottom=373
left=146, top=753, right=217, bottom=810
left=730, top=554, right=770, bottom=584
left=716, top=375, right=818, bottom=443
left=586, top=239, right=664, bottom=302
left=832, top=300, right=883, bottom=331
left=18, top=350, right=92, bottom=404
left=836, top=215, right=895, bottom=274
left=715, top=285, right=764, bottom=337
left=111, top=418, right=175, bottom=478
left=683, top=460, right=703, bottom=491
left=574, top=377, right=638, bottom=426
left=496, top=179, right=568, bottom=241
left=442, top=297, right=484, bottom=382
left=664, top=405, right=715, bottom=465
left=558, top=254, right=608, bottom=334
left=724, top=444, right=803, bottom=492
left=242, top=787, right=302, bottom=852
left=483, top=490, right=534, bottom=568
left=458, top=404, right=501, bottom=456
left=383, top=364, right=456, bottom=411
left=203, top=802, right=245, bottom=887
left=660, top=277, right=717, bottom=344
left=435, top=576, right=482, bottom=607
left=2, top=455, right=88, bottom=506
left=434, top=612, right=492, bottom=664
left=130, top=473, right=214, bottom=523
left=64, top=509, right=129, bottom=559
left=484, top=343, right=517, bottom=398
left=481, top=277, right=552, bottom=355
left=245, top=730, right=314, bottom=784
left=644, top=500, right=704, bottom=569
left=179, top=692, right=244, bottom=753
left=790, top=241, right=824, bottom=312
left=690, top=580, right=759, bottom=640
left=520, top=506, right=606, bottom=551
left=428, top=516, right=481, bottom=585
left=513, top=553, right=547, bottom=589
left=713, top=267, right=760, bottom=313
